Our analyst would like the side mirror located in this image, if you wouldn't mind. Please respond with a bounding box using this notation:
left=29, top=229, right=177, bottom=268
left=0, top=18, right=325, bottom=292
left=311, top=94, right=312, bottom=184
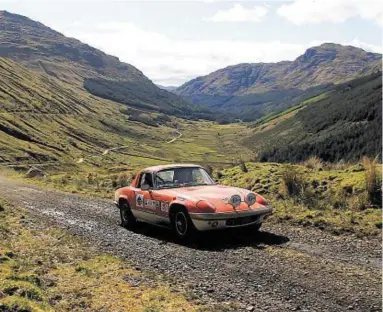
left=141, top=184, right=151, bottom=191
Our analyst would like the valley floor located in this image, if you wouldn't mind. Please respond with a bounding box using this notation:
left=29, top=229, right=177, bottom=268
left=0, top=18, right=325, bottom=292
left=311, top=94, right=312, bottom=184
left=0, top=177, right=381, bottom=311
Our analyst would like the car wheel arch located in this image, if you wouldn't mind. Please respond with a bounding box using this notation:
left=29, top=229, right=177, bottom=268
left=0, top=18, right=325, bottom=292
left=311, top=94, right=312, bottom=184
left=118, top=197, right=129, bottom=208
left=169, top=203, right=188, bottom=221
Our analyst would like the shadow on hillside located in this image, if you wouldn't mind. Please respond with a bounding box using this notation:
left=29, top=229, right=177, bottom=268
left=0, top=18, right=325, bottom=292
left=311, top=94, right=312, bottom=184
left=129, top=223, right=289, bottom=251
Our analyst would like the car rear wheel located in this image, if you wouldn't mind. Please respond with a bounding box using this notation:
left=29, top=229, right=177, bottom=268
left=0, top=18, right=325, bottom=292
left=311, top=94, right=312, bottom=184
left=119, top=200, right=137, bottom=230
left=171, top=207, right=197, bottom=241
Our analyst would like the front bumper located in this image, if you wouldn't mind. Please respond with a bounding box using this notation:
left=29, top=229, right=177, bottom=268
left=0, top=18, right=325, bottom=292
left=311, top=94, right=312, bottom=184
left=189, top=206, right=273, bottom=231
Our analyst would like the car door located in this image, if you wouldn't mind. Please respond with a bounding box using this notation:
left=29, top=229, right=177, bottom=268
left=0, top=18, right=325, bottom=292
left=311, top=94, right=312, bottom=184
left=133, top=172, right=152, bottom=212
left=133, top=172, right=168, bottom=225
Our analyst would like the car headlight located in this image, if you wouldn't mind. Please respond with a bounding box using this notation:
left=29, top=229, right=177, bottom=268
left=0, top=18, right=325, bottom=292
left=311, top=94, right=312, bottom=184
left=229, top=194, right=242, bottom=208
left=245, top=192, right=256, bottom=206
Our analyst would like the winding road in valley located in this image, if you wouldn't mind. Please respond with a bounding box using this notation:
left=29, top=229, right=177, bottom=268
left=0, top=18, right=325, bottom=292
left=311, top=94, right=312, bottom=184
left=76, top=128, right=182, bottom=164
left=0, top=177, right=381, bottom=312
left=166, top=129, right=182, bottom=144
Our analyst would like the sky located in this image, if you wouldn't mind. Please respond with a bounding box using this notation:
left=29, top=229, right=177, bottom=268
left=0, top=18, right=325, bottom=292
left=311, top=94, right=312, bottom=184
left=1, top=0, right=382, bottom=86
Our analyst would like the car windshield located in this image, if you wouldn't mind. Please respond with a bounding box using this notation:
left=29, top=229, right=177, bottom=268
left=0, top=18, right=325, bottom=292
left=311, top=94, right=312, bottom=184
left=154, top=167, right=214, bottom=189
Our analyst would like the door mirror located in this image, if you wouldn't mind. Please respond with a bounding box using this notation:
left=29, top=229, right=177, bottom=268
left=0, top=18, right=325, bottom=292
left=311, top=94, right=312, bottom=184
left=141, top=183, right=151, bottom=191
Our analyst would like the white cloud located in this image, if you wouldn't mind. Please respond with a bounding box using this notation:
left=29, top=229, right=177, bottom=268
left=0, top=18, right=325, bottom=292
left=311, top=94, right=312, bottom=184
left=347, top=37, right=383, bottom=53
left=59, top=22, right=382, bottom=86
left=277, top=0, right=383, bottom=26
left=207, top=4, right=268, bottom=22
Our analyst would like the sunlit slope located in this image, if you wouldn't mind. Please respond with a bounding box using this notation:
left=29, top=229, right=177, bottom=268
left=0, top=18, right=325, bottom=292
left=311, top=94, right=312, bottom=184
left=0, top=10, right=203, bottom=117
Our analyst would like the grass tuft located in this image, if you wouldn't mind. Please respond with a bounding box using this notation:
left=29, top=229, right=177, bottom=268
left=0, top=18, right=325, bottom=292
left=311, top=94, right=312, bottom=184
left=362, top=156, right=382, bottom=206
left=280, top=165, right=306, bottom=197
left=302, top=156, right=323, bottom=170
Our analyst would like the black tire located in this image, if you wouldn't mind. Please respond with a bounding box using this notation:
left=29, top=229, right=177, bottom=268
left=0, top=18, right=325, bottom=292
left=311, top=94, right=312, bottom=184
left=119, top=200, right=137, bottom=230
left=238, top=222, right=262, bottom=236
left=251, top=222, right=262, bottom=232
left=171, top=207, right=197, bottom=242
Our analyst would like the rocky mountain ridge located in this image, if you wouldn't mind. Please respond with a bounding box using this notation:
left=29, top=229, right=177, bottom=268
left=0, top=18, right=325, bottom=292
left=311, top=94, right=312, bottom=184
left=175, top=43, right=381, bottom=97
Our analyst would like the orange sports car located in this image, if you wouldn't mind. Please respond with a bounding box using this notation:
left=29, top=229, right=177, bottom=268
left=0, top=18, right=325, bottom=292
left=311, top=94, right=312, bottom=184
left=114, top=164, right=272, bottom=240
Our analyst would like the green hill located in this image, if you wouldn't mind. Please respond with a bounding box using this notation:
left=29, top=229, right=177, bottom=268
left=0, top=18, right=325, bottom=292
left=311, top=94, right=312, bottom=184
left=242, top=72, right=382, bottom=163
left=0, top=56, right=252, bottom=167
left=0, top=10, right=206, bottom=118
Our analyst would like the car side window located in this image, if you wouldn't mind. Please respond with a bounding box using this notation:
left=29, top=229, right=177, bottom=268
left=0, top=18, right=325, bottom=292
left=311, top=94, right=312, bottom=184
left=138, top=173, right=153, bottom=188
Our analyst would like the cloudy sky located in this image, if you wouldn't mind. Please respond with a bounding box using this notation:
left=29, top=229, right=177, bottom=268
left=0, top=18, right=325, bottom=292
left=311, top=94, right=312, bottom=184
left=1, top=0, right=382, bottom=86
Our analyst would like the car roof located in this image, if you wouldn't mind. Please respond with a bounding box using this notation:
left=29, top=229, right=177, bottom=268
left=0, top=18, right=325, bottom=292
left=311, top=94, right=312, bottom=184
left=143, top=164, right=202, bottom=173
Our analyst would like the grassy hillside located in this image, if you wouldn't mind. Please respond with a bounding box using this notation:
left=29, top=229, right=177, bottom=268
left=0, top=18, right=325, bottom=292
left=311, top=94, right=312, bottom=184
left=84, top=77, right=212, bottom=120
left=0, top=10, right=200, bottom=117
left=217, top=160, right=382, bottom=236
left=0, top=11, right=146, bottom=84
left=243, top=72, right=382, bottom=163
left=0, top=57, right=253, bottom=168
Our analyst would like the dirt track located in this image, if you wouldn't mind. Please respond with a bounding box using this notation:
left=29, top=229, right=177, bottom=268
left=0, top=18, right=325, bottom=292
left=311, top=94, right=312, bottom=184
left=0, top=177, right=381, bottom=311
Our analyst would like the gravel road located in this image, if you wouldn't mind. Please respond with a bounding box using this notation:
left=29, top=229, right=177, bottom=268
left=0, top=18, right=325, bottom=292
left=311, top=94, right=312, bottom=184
left=0, top=177, right=381, bottom=311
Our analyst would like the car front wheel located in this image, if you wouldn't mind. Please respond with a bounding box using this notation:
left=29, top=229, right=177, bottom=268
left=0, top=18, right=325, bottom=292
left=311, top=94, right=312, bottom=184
left=171, top=208, right=197, bottom=241
left=250, top=222, right=262, bottom=232
left=119, top=200, right=137, bottom=230
left=253, top=222, right=262, bottom=231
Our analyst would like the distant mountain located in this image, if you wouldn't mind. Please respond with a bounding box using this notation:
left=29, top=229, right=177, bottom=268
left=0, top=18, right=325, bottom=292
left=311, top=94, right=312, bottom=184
left=176, top=43, right=381, bottom=96
left=175, top=43, right=381, bottom=122
left=0, top=10, right=207, bottom=118
left=156, top=84, right=178, bottom=92
left=0, top=11, right=147, bottom=83
left=242, top=72, right=382, bottom=163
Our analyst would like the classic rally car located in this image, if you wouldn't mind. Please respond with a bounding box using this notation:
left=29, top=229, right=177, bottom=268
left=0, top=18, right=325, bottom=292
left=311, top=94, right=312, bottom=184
left=114, top=164, right=272, bottom=240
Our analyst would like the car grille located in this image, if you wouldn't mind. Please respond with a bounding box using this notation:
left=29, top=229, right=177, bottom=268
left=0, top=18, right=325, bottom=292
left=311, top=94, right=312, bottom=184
left=226, top=215, right=259, bottom=227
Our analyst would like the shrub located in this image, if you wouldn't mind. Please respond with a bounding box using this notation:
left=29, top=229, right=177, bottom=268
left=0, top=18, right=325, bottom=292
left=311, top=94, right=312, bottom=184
left=362, top=157, right=382, bottom=206
left=118, top=172, right=131, bottom=187
left=328, top=188, right=349, bottom=210
left=86, top=173, right=94, bottom=185
left=280, top=166, right=306, bottom=197
left=302, top=156, right=323, bottom=170
left=75, top=177, right=85, bottom=191
left=239, top=160, right=248, bottom=173
left=204, top=165, right=213, bottom=176
left=112, top=179, right=118, bottom=188
left=58, top=175, right=70, bottom=185
left=215, top=171, right=223, bottom=179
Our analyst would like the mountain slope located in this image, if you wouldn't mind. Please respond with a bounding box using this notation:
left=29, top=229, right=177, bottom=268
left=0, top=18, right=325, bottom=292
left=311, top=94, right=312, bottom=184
left=0, top=57, right=250, bottom=165
left=0, top=10, right=203, bottom=117
left=0, top=11, right=146, bottom=84
left=242, top=72, right=382, bottom=162
left=176, top=43, right=381, bottom=97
